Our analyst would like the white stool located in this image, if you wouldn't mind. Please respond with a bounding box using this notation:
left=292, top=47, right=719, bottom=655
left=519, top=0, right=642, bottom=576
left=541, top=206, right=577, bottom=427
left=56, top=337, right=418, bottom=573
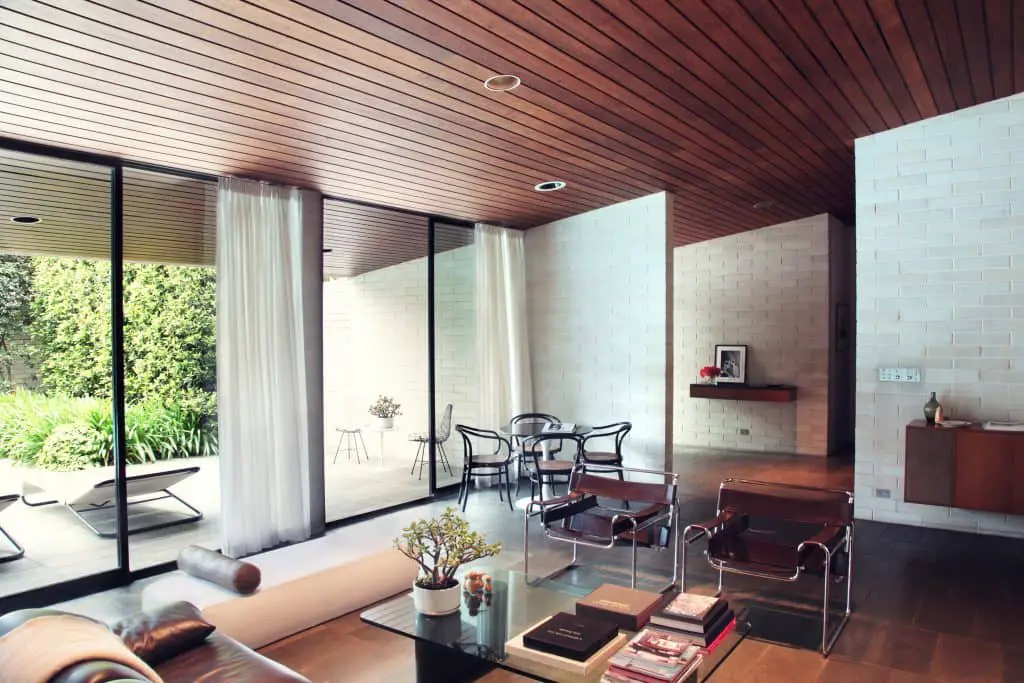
left=333, top=428, right=369, bottom=464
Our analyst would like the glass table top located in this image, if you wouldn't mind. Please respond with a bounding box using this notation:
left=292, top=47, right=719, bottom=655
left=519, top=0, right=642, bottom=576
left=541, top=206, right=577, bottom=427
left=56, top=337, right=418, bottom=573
left=361, top=567, right=748, bottom=682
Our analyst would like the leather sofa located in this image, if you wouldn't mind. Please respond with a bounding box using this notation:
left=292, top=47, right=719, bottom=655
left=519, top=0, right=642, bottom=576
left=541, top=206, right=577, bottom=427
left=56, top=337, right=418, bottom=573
left=0, top=606, right=310, bottom=683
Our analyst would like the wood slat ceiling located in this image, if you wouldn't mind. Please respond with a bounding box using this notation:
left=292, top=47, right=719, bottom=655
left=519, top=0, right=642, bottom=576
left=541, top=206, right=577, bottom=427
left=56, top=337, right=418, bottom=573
left=0, top=0, right=1019, bottom=246
left=0, top=147, right=470, bottom=274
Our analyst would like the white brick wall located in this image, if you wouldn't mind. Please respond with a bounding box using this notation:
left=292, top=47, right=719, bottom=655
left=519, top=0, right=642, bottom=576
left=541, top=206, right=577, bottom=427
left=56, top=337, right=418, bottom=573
left=673, top=215, right=833, bottom=455
left=856, top=92, right=1024, bottom=536
left=525, top=193, right=672, bottom=472
left=322, top=246, right=478, bottom=464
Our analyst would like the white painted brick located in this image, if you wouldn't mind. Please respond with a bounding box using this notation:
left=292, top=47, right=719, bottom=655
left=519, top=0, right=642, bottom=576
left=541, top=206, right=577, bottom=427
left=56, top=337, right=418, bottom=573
left=855, top=91, right=1024, bottom=538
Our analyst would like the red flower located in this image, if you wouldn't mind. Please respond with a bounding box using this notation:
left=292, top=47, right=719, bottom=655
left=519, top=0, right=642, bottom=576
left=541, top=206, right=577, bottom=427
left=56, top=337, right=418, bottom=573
left=700, top=365, right=721, bottom=378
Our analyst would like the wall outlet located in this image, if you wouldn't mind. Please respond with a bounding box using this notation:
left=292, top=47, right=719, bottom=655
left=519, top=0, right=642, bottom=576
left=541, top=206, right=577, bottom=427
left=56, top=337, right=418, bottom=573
left=878, top=367, right=921, bottom=382
left=738, top=428, right=750, bottom=435
left=876, top=488, right=891, bottom=499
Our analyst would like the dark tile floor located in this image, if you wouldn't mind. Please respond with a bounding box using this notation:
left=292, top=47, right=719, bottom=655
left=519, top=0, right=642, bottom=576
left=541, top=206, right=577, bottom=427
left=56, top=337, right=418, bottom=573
left=44, top=448, right=1024, bottom=681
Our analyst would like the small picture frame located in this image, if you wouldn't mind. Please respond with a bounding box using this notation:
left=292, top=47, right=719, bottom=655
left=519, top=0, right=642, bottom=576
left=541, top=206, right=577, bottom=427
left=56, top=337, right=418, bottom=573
left=715, top=345, right=748, bottom=384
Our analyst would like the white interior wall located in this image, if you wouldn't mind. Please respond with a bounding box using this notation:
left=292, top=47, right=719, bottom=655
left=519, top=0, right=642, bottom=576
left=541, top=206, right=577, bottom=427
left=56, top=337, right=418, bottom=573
left=525, top=192, right=672, bottom=472
left=855, top=92, right=1024, bottom=535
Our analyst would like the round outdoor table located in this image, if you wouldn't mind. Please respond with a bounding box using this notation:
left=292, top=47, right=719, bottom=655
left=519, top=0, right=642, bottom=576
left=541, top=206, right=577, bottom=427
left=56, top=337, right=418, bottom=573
left=499, top=423, right=592, bottom=504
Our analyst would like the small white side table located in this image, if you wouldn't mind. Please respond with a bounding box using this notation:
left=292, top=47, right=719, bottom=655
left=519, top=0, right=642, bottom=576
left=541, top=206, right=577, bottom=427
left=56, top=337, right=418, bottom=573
left=362, top=425, right=398, bottom=467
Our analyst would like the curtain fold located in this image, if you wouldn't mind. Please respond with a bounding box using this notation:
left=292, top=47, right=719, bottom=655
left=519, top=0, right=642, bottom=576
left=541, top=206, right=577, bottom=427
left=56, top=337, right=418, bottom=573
left=217, top=177, right=312, bottom=557
left=476, top=224, right=533, bottom=429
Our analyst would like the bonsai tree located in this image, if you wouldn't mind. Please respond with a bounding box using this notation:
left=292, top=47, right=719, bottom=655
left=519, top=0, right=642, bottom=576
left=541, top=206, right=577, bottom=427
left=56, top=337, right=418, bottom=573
left=395, top=507, right=501, bottom=589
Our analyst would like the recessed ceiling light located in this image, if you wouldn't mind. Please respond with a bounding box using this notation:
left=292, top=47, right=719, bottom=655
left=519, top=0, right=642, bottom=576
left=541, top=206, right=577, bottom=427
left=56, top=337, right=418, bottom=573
left=752, top=200, right=775, bottom=210
left=534, top=180, right=566, bottom=192
left=484, top=75, right=521, bottom=92
left=10, top=216, right=40, bottom=224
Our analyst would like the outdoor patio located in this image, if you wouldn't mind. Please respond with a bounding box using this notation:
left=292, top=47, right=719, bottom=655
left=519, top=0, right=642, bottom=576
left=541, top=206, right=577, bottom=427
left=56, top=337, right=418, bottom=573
left=0, top=441, right=468, bottom=599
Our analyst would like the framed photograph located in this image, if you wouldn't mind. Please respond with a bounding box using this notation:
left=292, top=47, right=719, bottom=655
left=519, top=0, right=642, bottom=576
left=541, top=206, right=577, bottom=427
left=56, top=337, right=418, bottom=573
left=715, top=345, right=748, bottom=384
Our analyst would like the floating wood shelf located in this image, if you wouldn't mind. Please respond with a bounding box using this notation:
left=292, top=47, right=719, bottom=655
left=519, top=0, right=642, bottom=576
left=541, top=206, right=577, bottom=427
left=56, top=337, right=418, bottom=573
left=689, top=384, right=797, bottom=402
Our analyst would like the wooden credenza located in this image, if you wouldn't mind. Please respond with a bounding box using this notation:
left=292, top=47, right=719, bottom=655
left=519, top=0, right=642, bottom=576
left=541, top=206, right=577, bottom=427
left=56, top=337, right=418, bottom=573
left=905, top=420, right=1024, bottom=513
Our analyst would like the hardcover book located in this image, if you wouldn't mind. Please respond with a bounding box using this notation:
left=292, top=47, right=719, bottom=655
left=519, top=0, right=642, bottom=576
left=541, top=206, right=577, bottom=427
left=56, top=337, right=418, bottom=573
left=653, top=609, right=734, bottom=646
left=542, top=422, right=576, bottom=433
left=577, top=584, right=665, bottom=631
left=655, top=592, right=723, bottom=624
left=522, top=611, right=619, bottom=662
left=651, top=604, right=730, bottom=636
left=507, top=620, right=628, bottom=678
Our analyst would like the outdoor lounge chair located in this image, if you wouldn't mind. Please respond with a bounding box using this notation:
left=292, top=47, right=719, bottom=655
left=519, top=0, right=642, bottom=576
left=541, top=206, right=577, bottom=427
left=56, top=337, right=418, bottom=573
left=0, top=494, right=25, bottom=562
left=22, top=466, right=203, bottom=538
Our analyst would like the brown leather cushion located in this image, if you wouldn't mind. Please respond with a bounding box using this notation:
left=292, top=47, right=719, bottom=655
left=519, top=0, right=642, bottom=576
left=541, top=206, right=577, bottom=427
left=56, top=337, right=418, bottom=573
left=50, top=660, right=152, bottom=683
left=177, top=545, right=261, bottom=594
left=155, top=632, right=310, bottom=682
left=111, top=601, right=214, bottom=666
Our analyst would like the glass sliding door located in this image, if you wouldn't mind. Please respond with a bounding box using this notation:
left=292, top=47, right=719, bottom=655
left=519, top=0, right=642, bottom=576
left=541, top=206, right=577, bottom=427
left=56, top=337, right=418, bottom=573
left=432, top=222, right=476, bottom=491
left=322, top=199, right=430, bottom=522
left=0, top=148, right=117, bottom=599
left=122, top=168, right=220, bottom=570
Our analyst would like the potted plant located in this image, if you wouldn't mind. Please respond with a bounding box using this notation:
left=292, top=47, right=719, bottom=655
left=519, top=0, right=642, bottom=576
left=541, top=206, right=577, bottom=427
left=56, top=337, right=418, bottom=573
left=394, top=506, right=502, bottom=616
left=368, top=395, right=401, bottom=429
left=699, top=365, right=721, bottom=385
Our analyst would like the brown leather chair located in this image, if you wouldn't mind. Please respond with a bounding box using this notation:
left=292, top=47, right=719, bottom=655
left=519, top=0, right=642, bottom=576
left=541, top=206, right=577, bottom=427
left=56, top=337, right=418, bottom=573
left=524, top=465, right=680, bottom=591
left=682, top=479, right=854, bottom=655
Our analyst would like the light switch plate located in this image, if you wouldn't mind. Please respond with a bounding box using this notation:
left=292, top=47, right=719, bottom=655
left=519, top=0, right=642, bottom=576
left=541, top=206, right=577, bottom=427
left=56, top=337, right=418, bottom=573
left=878, top=367, right=921, bottom=382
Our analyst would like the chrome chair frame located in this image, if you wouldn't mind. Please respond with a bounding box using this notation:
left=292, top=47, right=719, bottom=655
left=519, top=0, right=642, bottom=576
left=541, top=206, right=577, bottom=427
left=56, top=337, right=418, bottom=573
left=681, top=478, right=854, bottom=655
left=524, top=464, right=680, bottom=592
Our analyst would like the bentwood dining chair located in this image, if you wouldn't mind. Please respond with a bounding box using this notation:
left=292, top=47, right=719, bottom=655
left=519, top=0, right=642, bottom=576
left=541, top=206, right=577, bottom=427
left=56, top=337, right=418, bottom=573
left=579, top=422, right=632, bottom=507
left=510, top=412, right=561, bottom=496
left=455, top=425, right=515, bottom=512
left=521, top=432, right=582, bottom=504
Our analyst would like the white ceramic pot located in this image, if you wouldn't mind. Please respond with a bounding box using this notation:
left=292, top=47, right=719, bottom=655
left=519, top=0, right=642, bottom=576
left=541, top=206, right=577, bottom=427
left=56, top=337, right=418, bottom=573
left=412, top=581, right=461, bottom=616
left=375, top=417, right=395, bottom=429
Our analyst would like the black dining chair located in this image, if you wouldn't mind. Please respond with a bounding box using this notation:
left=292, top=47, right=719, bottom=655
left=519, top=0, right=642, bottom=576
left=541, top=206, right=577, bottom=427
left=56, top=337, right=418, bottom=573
left=510, top=412, right=561, bottom=496
left=455, top=425, right=515, bottom=512
left=521, top=432, right=582, bottom=504
left=580, top=422, right=632, bottom=507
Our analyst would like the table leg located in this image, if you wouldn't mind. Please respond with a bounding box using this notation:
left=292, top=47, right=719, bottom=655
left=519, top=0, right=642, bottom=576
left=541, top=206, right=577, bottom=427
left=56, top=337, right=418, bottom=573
left=414, top=640, right=494, bottom=682
left=541, top=441, right=555, bottom=500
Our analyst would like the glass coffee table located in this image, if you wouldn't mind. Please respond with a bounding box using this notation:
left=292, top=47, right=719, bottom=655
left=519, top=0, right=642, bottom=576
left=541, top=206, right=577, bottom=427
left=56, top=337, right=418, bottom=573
left=361, top=568, right=748, bottom=683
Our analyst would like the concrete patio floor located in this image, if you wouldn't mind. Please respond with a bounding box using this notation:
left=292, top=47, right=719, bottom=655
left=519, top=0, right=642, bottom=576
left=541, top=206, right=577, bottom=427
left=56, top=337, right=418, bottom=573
left=0, top=440, right=468, bottom=600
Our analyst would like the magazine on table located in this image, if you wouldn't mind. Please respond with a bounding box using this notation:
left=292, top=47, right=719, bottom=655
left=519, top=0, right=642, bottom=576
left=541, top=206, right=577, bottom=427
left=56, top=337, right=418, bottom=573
left=541, top=422, right=576, bottom=433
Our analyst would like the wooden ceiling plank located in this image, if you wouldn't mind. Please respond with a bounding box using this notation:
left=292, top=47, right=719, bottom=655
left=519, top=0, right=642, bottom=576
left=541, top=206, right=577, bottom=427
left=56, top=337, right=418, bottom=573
left=649, top=0, right=854, bottom=171
left=758, top=0, right=889, bottom=132
left=699, top=0, right=859, bottom=140
left=342, top=0, right=827, bottom=219
left=553, top=0, right=851, bottom=210
left=926, top=0, right=980, bottom=109
left=954, top=0, right=995, bottom=102
left=480, top=0, right=850, bottom=208
left=0, top=101, right=547, bottom=221
left=802, top=0, right=908, bottom=127
left=0, top=9, right=658, bottom=203
left=0, top=66, right=637, bottom=210
left=893, top=0, right=959, bottom=114
left=866, top=0, right=940, bottom=119
left=982, top=0, right=1014, bottom=99
left=839, top=0, right=935, bottom=120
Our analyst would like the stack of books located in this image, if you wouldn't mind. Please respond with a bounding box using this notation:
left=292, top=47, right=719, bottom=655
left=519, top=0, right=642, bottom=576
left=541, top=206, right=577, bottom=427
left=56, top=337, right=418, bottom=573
left=649, top=593, right=735, bottom=654
left=601, top=628, right=702, bottom=683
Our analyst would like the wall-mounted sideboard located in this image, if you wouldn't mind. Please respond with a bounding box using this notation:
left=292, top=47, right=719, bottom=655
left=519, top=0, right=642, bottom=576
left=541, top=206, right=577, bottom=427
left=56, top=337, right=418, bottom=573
left=905, top=420, right=1024, bottom=514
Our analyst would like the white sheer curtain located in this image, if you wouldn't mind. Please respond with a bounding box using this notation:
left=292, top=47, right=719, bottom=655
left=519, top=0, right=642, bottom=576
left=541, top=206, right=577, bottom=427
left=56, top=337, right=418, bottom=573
left=476, top=223, right=533, bottom=429
left=217, top=177, right=313, bottom=557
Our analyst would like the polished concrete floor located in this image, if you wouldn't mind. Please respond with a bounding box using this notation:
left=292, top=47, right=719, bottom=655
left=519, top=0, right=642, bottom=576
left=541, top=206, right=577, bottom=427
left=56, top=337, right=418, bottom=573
left=39, top=448, right=1024, bottom=681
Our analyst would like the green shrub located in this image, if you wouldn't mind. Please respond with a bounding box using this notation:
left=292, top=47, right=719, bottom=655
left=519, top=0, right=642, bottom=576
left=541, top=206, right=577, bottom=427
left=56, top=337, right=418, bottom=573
left=36, top=423, right=109, bottom=471
left=0, top=390, right=217, bottom=470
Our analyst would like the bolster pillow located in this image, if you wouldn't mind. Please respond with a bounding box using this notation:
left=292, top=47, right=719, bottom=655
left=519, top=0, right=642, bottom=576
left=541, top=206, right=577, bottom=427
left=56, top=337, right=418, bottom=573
left=177, top=545, right=261, bottom=595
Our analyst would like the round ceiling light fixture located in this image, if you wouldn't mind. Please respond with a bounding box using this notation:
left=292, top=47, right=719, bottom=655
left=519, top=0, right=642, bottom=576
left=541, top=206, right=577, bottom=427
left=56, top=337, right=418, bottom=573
left=534, top=180, right=567, bottom=192
left=484, top=74, right=521, bottom=92
left=752, top=200, right=775, bottom=210
left=10, top=216, right=40, bottom=224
